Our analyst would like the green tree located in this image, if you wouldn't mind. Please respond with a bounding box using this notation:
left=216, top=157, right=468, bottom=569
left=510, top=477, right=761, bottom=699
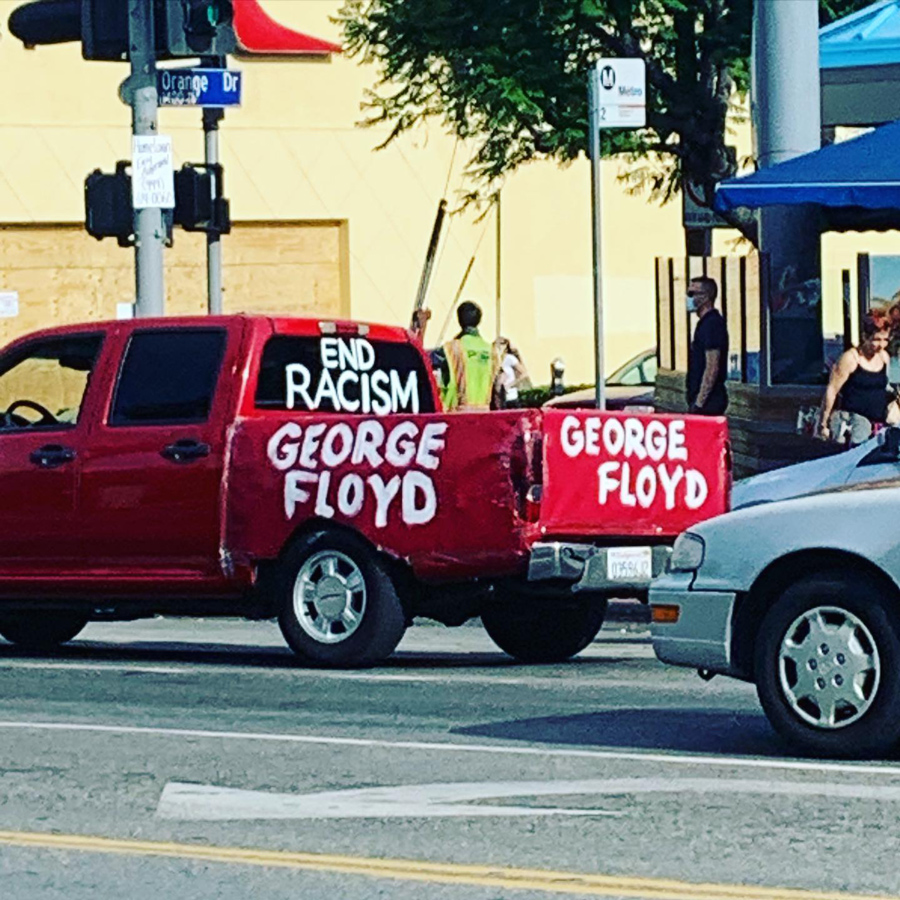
left=338, top=0, right=870, bottom=235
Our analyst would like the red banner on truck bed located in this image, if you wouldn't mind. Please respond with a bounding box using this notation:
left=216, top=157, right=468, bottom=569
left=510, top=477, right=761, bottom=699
left=539, top=410, right=730, bottom=537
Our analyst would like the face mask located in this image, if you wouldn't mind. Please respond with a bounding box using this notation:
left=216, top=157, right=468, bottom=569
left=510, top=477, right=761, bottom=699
left=686, top=295, right=699, bottom=313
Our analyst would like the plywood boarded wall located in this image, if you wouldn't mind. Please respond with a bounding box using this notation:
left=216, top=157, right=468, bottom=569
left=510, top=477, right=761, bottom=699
left=0, top=221, right=349, bottom=343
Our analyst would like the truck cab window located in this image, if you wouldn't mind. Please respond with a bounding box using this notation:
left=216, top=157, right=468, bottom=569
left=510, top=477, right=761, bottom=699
left=255, top=335, right=435, bottom=414
left=111, top=330, right=226, bottom=426
left=0, top=334, right=102, bottom=430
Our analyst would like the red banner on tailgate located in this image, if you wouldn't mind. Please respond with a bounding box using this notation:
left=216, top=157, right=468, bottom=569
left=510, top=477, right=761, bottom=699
left=540, top=410, right=730, bottom=537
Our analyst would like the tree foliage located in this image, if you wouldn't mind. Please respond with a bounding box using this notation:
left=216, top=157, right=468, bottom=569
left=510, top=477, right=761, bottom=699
left=338, top=0, right=870, bottom=226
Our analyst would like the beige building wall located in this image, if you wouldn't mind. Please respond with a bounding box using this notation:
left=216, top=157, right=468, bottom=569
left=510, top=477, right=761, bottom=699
left=0, top=0, right=887, bottom=387
left=0, top=0, right=681, bottom=386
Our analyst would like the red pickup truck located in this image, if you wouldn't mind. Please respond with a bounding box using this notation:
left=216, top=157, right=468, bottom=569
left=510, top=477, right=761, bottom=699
left=0, top=315, right=730, bottom=666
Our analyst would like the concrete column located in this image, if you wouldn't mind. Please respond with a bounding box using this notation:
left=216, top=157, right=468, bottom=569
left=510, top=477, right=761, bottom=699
left=752, top=0, right=823, bottom=385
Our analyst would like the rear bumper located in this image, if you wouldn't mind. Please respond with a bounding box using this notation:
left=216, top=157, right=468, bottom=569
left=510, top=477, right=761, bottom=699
left=650, top=584, right=736, bottom=673
left=528, top=541, right=671, bottom=593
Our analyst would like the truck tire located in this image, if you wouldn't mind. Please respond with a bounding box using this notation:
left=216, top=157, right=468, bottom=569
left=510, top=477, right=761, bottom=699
left=481, top=597, right=608, bottom=663
left=0, top=612, right=88, bottom=650
left=755, top=572, right=900, bottom=758
left=276, top=530, right=407, bottom=668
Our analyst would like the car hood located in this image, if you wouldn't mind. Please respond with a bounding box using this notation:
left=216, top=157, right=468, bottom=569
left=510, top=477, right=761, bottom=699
left=731, top=440, right=876, bottom=509
left=544, top=385, right=653, bottom=409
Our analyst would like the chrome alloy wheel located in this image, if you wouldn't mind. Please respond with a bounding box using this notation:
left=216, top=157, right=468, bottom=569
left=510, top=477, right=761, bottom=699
left=293, top=550, right=367, bottom=644
left=778, top=605, right=881, bottom=729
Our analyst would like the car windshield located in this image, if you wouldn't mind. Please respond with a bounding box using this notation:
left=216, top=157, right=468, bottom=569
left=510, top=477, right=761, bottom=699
left=607, top=350, right=656, bottom=386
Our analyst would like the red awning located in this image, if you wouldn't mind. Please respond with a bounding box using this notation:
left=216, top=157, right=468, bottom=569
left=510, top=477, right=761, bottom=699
left=233, top=0, right=342, bottom=57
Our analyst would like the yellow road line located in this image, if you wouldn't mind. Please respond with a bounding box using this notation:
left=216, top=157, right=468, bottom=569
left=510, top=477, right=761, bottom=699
left=0, top=829, right=893, bottom=900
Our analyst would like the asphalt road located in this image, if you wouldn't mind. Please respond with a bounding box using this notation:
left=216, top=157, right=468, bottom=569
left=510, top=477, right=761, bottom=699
left=0, top=618, right=898, bottom=900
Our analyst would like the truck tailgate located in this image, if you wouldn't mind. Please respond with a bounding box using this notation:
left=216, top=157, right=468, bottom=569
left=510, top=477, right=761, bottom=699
left=539, top=410, right=730, bottom=538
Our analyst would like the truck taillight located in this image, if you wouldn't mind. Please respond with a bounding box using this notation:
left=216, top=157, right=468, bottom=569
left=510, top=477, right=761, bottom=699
left=318, top=321, right=370, bottom=337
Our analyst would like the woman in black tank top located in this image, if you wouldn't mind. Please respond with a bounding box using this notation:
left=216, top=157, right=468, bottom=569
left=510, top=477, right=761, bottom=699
left=819, top=314, right=891, bottom=443
left=841, top=359, right=887, bottom=422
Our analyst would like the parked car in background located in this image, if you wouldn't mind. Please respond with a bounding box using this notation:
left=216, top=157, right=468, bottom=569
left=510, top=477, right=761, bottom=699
left=544, top=348, right=656, bottom=410
left=652, top=425, right=900, bottom=758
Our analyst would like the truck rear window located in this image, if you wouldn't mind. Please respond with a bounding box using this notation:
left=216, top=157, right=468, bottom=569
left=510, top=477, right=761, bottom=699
left=255, top=335, right=435, bottom=415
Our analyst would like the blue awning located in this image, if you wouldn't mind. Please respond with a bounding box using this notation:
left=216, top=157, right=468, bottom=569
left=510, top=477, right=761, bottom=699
left=714, top=121, right=900, bottom=226
left=820, top=1, right=900, bottom=126
left=820, top=0, right=900, bottom=71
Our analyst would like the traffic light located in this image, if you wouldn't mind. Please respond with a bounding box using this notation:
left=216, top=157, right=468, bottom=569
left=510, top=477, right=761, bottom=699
left=155, top=0, right=236, bottom=58
left=86, top=162, right=228, bottom=244
left=8, top=0, right=80, bottom=47
left=85, top=164, right=133, bottom=246
left=9, top=0, right=235, bottom=61
left=85, top=162, right=176, bottom=246
left=173, top=164, right=231, bottom=234
left=81, top=0, right=128, bottom=61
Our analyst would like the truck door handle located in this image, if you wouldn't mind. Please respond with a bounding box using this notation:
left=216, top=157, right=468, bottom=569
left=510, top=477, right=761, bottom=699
left=161, top=439, right=210, bottom=463
left=29, top=444, right=76, bottom=468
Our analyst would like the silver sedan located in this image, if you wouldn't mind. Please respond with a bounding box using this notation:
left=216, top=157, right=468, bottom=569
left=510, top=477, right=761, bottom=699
left=651, top=427, right=900, bottom=757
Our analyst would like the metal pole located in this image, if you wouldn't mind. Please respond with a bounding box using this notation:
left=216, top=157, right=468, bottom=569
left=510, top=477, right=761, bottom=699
left=411, top=200, right=447, bottom=328
left=588, top=67, right=606, bottom=410
left=495, top=191, right=501, bottom=339
left=204, top=105, right=225, bottom=315
left=128, top=0, right=165, bottom=317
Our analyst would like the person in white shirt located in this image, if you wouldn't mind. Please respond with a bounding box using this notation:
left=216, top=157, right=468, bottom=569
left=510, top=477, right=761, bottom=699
left=492, top=337, right=530, bottom=409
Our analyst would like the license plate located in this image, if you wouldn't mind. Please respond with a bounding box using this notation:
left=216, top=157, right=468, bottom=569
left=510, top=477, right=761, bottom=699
left=607, top=547, right=652, bottom=582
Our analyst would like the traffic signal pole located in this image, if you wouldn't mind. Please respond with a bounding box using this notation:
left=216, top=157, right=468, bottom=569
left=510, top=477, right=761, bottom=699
left=587, top=68, right=606, bottom=411
left=128, top=0, right=165, bottom=317
left=202, top=54, right=226, bottom=315
left=203, top=108, right=224, bottom=314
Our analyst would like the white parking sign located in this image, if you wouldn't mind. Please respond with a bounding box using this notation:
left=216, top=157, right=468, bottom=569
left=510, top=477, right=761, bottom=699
left=595, top=58, right=646, bottom=128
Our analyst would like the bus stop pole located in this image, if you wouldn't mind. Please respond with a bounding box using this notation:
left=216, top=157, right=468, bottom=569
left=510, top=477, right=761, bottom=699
left=588, top=67, right=606, bottom=410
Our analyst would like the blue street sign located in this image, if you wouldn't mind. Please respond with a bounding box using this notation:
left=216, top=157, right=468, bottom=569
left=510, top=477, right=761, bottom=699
left=157, top=68, right=242, bottom=108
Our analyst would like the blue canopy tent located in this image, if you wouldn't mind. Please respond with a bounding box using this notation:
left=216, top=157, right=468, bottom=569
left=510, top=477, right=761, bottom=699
left=714, top=120, right=900, bottom=231
left=820, top=0, right=900, bottom=127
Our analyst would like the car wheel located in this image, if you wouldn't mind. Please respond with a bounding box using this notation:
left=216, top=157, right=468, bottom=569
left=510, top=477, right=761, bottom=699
left=755, top=572, right=900, bottom=758
left=277, top=530, right=407, bottom=668
left=481, top=596, right=608, bottom=663
left=0, top=611, right=88, bottom=650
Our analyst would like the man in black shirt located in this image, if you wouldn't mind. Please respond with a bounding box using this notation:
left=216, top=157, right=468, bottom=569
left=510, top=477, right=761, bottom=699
left=686, top=276, right=729, bottom=415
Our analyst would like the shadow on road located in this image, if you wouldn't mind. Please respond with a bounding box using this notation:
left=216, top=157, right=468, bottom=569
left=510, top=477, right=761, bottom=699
left=455, top=708, right=789, bottom=757
left=0, top=641, right=645, bottom=672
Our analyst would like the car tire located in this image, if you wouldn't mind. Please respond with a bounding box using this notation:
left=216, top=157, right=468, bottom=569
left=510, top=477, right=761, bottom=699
left=481, top=596, right=608, bottom=663
left=0, top=611, right=88, bottom=650
left=755, top=571, right=900, bottom=758
left=276, top=530, right=407, bottom=668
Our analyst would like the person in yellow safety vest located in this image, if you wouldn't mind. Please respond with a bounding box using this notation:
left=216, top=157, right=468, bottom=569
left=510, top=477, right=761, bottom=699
left=410, top=301, right=499, bottom=411
left=436, top=301, right=497, bottom=411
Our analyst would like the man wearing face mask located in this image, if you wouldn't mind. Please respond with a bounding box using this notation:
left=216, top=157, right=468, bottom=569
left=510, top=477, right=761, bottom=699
left=686, top=276, right=729, bottom=415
